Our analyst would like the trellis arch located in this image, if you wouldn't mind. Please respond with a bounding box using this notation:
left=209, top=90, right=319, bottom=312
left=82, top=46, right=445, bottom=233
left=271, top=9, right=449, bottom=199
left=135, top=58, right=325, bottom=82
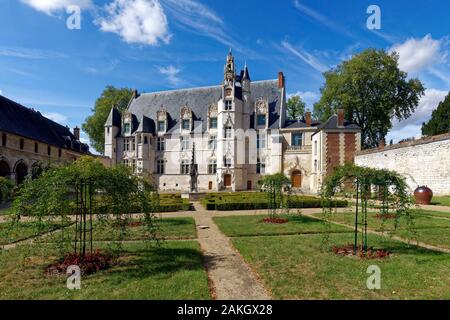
left=322, top=163, right=413, bottom=255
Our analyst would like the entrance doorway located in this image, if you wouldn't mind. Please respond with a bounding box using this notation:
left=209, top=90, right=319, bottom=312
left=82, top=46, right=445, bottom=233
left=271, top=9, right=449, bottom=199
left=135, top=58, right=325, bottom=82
left=291, top=171, right=302, bottom=188
left=208, top=181, right=213, bottom=190
left=224, top=174, right=232, bottom=188
left=247, top=181, right=252, bottom=190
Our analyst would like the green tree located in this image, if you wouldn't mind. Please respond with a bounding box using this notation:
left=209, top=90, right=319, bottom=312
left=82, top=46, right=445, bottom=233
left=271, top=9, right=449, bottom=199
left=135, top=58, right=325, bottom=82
left=422, top=92, right=450, bottom=136
left=83, top=86, right=133, bottom=154
left=287, top=95, right=306, bottom=120
left=313, top=49, right=425, bottom=149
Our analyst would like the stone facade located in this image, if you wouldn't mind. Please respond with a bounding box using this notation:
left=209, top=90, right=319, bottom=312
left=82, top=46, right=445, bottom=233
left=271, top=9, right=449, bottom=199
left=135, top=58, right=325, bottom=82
left=355, top=133, right=450, bottom=195
left=104, top=52, right=361, bottom=194
left=0, top=95, right=90, bottom=184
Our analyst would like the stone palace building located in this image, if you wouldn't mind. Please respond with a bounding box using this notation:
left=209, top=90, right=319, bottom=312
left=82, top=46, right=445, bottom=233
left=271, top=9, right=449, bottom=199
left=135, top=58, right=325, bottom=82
left=104, top=51, right=361, bottom=193
left=0, top=95, right=90, bottom=184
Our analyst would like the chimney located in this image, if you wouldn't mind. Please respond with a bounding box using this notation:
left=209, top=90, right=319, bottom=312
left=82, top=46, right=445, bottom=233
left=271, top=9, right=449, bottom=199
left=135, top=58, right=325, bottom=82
left=337, top=109, right=345, bottom=127
left=305, top=112, right=312, bottom=127
left=73, top=126, right=80, bottom=140
left=278, top=72, right=285, bottom=89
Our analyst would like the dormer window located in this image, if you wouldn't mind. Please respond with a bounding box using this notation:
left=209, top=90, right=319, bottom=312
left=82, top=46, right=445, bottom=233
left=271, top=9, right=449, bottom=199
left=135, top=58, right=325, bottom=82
left=180, top=105, right=193, bottom=132
left=208, top=104, right=218, bottom=131
left=123, top=123, right=131, bottom=134
left=257, top=114, right=266, bottom=126
left=182, top=119, right=191, bottom=131
left=158, top=121, right=166, bottom=133
left=255, top=99, right=268, bottom=128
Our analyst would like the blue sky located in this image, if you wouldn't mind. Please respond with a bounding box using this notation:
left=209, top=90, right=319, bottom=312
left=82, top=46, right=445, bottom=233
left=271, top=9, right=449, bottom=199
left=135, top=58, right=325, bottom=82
left=0, top=0, right=449, bottom=151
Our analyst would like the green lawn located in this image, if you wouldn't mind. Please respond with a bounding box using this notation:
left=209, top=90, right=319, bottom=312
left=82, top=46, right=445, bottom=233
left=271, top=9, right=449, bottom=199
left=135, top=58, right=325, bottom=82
left=0, top=222, right=67, bottom=245
left=431, top=196, right=450, bottom=207
left=60, top=217, right=197, bottom=242
left=311, top=210, right=450, bottom=250
left=0, top=241, right=210, bottom=300
left=0, top=217, right=197, bottom=246
left=415, top=208, right=450, bottom=219
left=214, top=214, right=350, bottom=237
left=232, top=233, right=450, bottom=300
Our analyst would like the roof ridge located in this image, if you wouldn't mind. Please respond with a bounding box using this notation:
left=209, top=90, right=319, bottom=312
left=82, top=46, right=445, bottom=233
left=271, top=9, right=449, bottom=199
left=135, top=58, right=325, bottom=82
left=138, top=79, right=278, bottom=97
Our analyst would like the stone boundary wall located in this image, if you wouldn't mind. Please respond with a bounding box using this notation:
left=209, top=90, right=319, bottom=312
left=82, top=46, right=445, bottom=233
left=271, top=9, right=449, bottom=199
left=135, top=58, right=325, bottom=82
left=355, top=133, right=450, bottom=195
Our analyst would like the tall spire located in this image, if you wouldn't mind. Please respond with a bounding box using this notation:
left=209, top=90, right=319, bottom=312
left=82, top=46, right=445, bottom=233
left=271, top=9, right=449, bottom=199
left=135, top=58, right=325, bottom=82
left=224, top=49, right=235, bottom=83
left=242, top=62, right=251, bottom=82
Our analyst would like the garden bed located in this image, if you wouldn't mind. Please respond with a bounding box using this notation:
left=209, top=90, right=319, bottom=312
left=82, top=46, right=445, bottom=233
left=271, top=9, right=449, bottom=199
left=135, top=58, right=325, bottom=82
left=46, top=250, right=113, bottom=276
left=332, top=244, right=390, bottom=259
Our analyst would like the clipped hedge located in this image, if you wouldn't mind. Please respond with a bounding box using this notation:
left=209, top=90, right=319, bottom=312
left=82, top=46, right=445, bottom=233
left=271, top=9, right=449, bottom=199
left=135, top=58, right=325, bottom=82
left=201, top=192, right=348, bottom=211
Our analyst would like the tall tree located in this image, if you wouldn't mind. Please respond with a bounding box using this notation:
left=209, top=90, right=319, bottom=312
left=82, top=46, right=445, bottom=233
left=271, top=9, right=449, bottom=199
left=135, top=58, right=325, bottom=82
left=287, top=95, right=306, bottom=120
left=313, top=49, right=425, bottom=149
left=83, top=86, right=133, bottom=154
left=422, top=92, right=450, bottom=136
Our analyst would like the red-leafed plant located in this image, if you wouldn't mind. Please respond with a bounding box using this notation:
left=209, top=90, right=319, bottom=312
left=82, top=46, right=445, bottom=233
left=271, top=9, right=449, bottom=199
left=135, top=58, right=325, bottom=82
left=46, top=250, right=113, bottom=276
left=332, top=244, right=390, bottom=259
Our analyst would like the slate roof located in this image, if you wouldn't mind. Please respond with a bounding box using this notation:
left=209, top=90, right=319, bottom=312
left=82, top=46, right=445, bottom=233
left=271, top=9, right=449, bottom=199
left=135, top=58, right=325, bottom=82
left=0, top=95, right=89, bottom=153
left=127, top=79, right=283, bottom=133
left=317, top=115, right=360, bottom=130
left=105, top=107, right=122, bottom=127
left=284, top=119, right=322, bottom=129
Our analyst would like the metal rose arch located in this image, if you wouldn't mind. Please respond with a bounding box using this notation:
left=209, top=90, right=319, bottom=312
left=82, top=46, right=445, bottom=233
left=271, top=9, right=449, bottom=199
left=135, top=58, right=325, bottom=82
left=321, top=163, right=414, bottom=255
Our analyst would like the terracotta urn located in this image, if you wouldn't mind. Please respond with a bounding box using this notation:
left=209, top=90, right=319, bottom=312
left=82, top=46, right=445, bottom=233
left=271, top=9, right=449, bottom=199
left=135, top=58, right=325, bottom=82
left=414, top=186, right=433, bottom=205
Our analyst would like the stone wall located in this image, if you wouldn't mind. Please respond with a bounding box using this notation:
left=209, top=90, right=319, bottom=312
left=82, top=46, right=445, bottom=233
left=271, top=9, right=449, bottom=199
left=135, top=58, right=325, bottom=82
left=355, top=133, right=450, bottom=195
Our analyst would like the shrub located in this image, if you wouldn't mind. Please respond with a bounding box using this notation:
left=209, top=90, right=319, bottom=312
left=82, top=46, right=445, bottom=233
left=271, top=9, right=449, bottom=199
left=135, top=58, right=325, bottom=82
left=201, top=192, right=348, bottom=211
left=0, top=177, right=14, bottom=203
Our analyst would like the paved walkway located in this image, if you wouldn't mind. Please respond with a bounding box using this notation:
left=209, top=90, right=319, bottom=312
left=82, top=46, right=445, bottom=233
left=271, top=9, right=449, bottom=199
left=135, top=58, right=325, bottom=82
left=192, top=203, right=271, bottom=300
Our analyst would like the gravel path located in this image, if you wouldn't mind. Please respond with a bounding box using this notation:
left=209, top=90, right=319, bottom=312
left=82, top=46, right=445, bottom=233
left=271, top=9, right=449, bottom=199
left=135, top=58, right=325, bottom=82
left=192, top=203, right=271, bottom=300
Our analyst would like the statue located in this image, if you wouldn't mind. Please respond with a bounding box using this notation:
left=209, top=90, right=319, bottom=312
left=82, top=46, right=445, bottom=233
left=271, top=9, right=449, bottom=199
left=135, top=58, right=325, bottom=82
left=190, top=143, right=198, bottom=193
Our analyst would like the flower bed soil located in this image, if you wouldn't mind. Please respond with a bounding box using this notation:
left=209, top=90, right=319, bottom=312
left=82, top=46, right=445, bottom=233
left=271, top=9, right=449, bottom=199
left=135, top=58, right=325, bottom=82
left=332, top=244, right=390, bottom=259
left=45, top=250, right=113, bottom=276
left=262, top=218, right=289, bottom=224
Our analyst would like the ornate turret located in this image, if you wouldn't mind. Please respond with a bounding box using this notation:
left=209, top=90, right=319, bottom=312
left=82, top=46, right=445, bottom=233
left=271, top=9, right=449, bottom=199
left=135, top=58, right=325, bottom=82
left=224, top=49, right=236, bottom=85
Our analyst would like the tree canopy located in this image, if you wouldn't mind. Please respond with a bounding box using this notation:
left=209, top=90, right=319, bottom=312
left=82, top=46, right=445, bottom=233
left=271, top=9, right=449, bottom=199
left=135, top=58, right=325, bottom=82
left=83, top=86, right=133, bottom=154
left=422, top=92, right=450, bottom=136
left=287, top=95, right=306, bottom=120
left=313, top=49, right=425, bottom=149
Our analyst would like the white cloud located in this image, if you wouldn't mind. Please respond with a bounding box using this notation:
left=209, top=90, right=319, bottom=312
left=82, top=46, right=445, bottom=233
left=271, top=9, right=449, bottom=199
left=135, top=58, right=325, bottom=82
left=390, top=35, right=446, bottom=74
left=20, top=0, right=92, bottom=15
left=387, top=89, right=447, bottom=142
left=282, top=41, right=328, bottom=73
left=96, top=0, right=171, bottom=46
left=161, top=0, right=238, bottom=49
left=0, top=90, right=3, bottom=95
left=43, top=112, right=68, bottom=124
left=158, top=65, right=181, bottom=86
